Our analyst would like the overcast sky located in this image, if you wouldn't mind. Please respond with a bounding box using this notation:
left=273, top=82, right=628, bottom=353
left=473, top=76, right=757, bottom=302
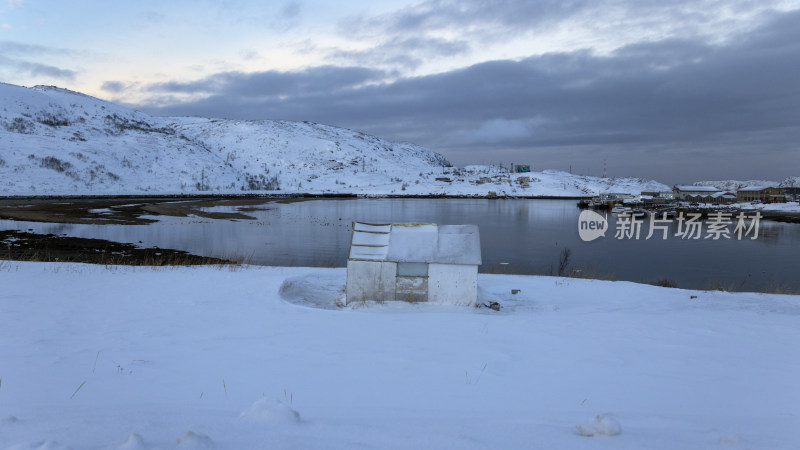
left=1, top=0, right=799, bottom=184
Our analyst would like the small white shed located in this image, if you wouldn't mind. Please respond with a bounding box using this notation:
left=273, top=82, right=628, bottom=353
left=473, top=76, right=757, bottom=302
left=346, top=222, right=481, bottom=305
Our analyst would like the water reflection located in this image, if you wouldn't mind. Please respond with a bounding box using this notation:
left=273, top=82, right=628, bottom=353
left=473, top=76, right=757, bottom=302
left=2, top=198, right=798, bottom=292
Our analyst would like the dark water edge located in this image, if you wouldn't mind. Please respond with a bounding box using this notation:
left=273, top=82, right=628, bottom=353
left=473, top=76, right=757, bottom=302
left=1, top=197, right=798, bottom=293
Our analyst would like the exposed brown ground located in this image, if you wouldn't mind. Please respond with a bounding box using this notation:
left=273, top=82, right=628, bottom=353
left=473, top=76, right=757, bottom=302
left=0, top=230, right=236, bottom=265
left=0, top=198, right=278, bottom=225
left=0, top=198, right=282, bottom=265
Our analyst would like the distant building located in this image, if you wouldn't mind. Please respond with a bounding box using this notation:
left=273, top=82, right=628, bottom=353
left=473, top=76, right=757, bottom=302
left=685, top=191, right=736, bottom=204
left=673, top=185, right=719, bottom=201
left=605, top=193, right=637, bottom=200
left=641, top=191, right=676, bottom=205
left=784, top=187, right=800, bottom=201
left=737, top=186, right=786, bottom=203
left=710, top=191, right=737, bottom=204
left=641, top=195, right=662, bottom=205
left=515, top=165, right=531, bottom=173
left=346, top=222, right=481, bottom=305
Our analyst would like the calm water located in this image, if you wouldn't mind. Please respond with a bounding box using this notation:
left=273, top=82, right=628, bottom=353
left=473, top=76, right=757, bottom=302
left=2, top=198, right=799, bottom=291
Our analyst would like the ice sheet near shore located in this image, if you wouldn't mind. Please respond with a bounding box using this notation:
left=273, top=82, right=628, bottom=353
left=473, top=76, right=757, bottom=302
left=1, top=262, right=798, bottom=449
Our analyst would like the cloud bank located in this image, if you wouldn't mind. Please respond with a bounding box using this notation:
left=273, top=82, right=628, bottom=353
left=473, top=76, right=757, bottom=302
left=127, top=8, right=799, bottom=182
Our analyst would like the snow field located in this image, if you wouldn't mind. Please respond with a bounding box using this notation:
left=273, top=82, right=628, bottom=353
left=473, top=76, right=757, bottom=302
left=0, top=262, right=798, bottom=449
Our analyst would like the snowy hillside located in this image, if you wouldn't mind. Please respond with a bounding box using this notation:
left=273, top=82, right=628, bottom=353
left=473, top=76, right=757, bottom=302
left=1, top=83, right=667, bottom=197
left=692, top=179, right=781, bottom=191
left=779, top=176, right=800, bottom=188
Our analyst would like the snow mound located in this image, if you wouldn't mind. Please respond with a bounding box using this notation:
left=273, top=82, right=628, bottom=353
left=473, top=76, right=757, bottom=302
left=575, top=413, right=622, bottom=437
left=239, top=397, right=301, bottom=426
left=117, top=433, right=146, bottom=450
left=176, top=431, right=214, bottom=449
left=280, top=272, right=498, bottom=310
left=279, top=273, right=345, bottom=309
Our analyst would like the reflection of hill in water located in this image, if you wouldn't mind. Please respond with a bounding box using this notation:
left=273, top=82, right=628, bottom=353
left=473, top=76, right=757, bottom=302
left=1, top=198, right=798, bottom=292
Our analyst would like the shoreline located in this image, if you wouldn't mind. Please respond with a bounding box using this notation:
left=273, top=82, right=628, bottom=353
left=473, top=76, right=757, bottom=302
left=1, top=195, right=798, bottom=224
left=0, top=193, right=590, bottom=200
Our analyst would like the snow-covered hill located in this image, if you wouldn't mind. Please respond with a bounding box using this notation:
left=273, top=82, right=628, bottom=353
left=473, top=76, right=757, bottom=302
left=779, top=176, right=800, bottom=188
left=692, top=180, right=781, bottom=191
left=0, top=83, right=667, bottom=197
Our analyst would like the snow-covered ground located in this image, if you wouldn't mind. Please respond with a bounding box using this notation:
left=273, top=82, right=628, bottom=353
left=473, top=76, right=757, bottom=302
left=0, top=83, right=668, bottom=197
left=741, top=201, right=800, bottom=213
left=1, top=262, right=798, bottom=449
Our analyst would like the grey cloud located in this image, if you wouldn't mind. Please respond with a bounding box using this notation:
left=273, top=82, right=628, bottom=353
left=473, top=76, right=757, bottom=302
left=148, top=65, right=387, bottom=98
left=331, top=36, right=470, bottom=69
left=138, top=10, right=167, bottom=26
left=0, top=40, right=76, bottom=56
left=239, top=49, right=261, bottom=61
left=344, top=0, right=783, bottom=38
left=345, top=0, right=591, bottom=35
left=0, top=40, right=83, bottom=81
left=330, top=0, right=767, bottom=72
left=735, top=8, right=800, bottom=51
left=329, top=0, right=730, bottom=75
left=22, top=61, right=76, bottom=79
left=0, top=55, right=76, bottom=80
left=221, top=0, right=302, bottom=32
left=140, top=9, right=800, bottom=182
left=281, top=1, right=301, bottom=19
left=101, top=81, right=128, bottom=93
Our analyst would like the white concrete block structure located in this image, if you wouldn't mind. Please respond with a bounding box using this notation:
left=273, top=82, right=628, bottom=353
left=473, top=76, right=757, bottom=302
left=346, top=222, right=481, bottom=305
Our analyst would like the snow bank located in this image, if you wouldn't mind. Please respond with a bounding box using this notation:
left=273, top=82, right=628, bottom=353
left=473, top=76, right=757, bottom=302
left=278, top=273, right=345, bottom=309
left=280, top=271, right=492, bottom=308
